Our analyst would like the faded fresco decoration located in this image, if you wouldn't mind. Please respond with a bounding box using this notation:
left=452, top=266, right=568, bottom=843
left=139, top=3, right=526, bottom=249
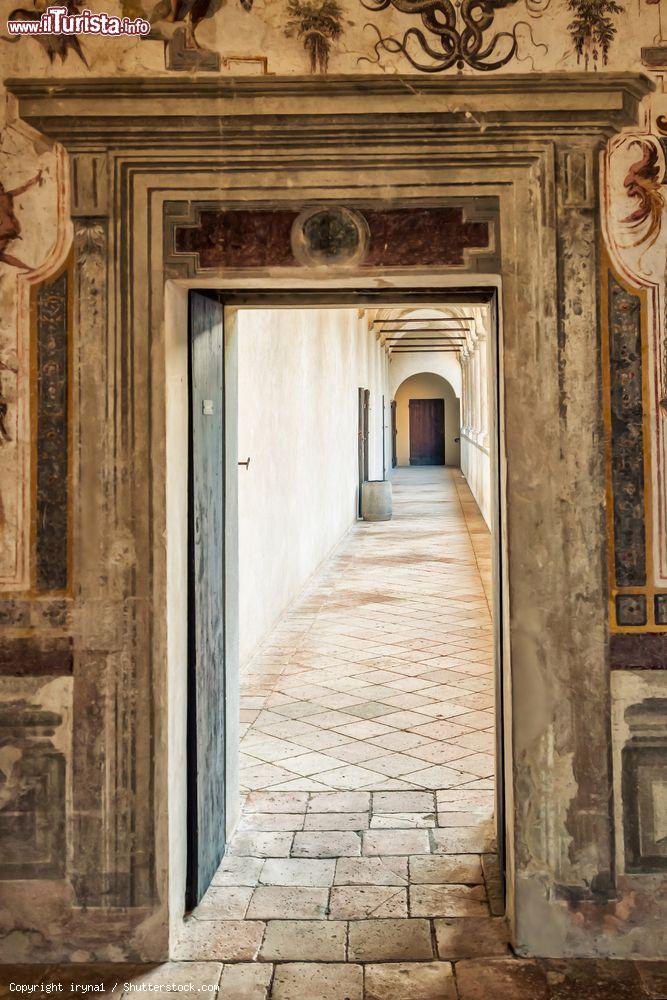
left=119, top=0, right=256, bottom=70
left=621, top=140, right=664, bottom=250
left=3, top=0, right=89, bottom=63
left=1, top=0, right=667, bottom=972
left=0, top=694, right=67, bottom=881
left=607, top=274, right=646, bottom=594
left=622, top=697, right=667, bottom=872
left=285, top=1, right=347, bottom=73
left=612, top=673, right=667, bottom=880
left=0, top=169, right=43, bottom=270
left=604, top=130, right=667, bottom=616
left=359, top=0, right=526, bottom=72
left=567, top=0, right=624, bottom=67
left=2, top=0, right=665, bottom=74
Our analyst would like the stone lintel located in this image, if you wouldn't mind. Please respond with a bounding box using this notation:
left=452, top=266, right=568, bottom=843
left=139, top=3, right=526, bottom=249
left=5, top=73, right=654, bottom=151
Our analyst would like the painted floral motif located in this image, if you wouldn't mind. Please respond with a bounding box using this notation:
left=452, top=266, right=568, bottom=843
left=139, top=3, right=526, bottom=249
left=566, top=0, right=624, bottom=67
left=285, top=0, right=346, bottom=73
left=621, top=141, right=665, bottom=249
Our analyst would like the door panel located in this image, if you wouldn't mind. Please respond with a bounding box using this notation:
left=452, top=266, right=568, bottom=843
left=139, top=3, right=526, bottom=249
left=489, top=300, right=506, bottom=906
left=409, top=398, right=445, bottom=466
left=391, top=400, right=397, bottom=468
left=187, top=290, right=225, bottom=909
left=382, top=394, right=386, bottom=479
left=358, top=387, right=370, bottom=514
left=363, top=388, right=370, bottom=481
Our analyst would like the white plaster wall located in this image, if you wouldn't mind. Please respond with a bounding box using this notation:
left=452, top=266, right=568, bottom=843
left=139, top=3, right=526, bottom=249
left=367, top=331, right=391, bottom=481
left=394, top=372, right=460, bottom=468
left=461, top=436, right=491, bottom=528
left=460, top=337, right=492, bottom=528
left=237, top=308, right=388, bottom=665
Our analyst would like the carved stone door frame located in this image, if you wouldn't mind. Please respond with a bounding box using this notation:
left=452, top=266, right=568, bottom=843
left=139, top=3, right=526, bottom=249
left=6, top=73, right=652, bottom=961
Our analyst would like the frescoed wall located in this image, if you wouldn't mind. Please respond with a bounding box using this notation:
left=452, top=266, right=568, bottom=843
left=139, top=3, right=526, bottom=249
left=0, top=0, right=661, bottom=79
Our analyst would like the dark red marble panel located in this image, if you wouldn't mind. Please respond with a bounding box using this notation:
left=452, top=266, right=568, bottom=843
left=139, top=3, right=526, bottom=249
left=176, top=209, right=298, bottom=268
left=174, top=206, right=491, bottom=270
left=364, top=207, right=489, bottom=267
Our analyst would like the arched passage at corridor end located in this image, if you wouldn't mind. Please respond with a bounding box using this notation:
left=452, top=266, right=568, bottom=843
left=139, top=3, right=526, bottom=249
left=393, top=372, right=460, bottom=468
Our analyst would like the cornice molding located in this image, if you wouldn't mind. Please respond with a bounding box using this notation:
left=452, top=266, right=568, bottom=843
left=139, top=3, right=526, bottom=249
left=5, top=73, right=653, bottom=151
left=5, top=72, right=653, bottom=101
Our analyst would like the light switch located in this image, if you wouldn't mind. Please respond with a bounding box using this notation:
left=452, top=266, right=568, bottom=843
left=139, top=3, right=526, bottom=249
left=202, top=400, right=214, bottom=415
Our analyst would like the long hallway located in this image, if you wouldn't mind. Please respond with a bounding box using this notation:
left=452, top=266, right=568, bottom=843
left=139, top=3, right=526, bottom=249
left=175, top=468, right=506, bottom=992
left=238, top=466, right=495, bottom=798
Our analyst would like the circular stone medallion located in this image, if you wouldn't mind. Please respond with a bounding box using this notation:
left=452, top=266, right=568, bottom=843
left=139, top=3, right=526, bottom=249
left=291, top=206, right=369, bottom=268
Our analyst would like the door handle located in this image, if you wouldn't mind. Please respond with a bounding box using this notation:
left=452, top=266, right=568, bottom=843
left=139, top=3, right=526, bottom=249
left=238, top=457, right=251, bottom=470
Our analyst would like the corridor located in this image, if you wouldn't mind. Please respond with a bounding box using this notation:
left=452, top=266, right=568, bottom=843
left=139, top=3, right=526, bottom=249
left=238, top=466, right=495, bottom=798
left=174, top=467, right=506, bottom=992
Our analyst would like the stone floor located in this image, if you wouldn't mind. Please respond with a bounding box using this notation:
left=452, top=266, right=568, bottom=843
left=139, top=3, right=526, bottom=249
left=2, top=959, right=666, bottom=999
left=5, top=469, right=665, bottom=997
left=237, top=466, right=495, bottom=799
left=169, top=466, right=508, bottom=983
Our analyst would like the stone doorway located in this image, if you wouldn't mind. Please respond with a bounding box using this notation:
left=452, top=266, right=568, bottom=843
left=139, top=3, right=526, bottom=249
left=4, top=73, right=654, bottom=963
left=175, top=466, right=505, bottom=978
left=179, top=270, right=503, bottom=971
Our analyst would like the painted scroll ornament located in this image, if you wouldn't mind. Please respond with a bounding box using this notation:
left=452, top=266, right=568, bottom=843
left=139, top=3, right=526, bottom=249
left=359, top=0, right=522, bottom=72
left=621, top=140, right=665, bottom=251
left=606, top=134, right=666, bottom=278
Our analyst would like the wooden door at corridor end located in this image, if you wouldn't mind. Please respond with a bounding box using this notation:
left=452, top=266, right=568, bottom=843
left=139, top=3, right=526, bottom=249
left=409, top=398, right=445, bottom=465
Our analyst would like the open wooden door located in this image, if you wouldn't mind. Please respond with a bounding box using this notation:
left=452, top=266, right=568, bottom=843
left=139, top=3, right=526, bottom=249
left=391, top=401, right=397, bottom=468
left=489, top=297, right=506, bottom=908
left=187, top=290, right=226, bottom=909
